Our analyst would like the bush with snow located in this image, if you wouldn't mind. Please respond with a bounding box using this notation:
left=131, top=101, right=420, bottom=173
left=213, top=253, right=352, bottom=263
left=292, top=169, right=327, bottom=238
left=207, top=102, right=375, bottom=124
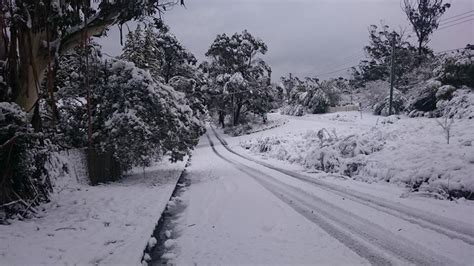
left=280, top=78, right=343, bottom=116
left=241, top=116, right=474, bottom=199
left=0, top=102, right=51, bottom=220
left=56, top=44, right=204, bottom=171
left=436, top=87, right=474, bottom=119
left=373, top=89, right=407, bottom=116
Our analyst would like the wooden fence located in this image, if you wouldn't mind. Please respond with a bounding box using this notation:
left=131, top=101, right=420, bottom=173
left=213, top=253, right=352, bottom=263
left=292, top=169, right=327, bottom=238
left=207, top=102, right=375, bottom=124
left=327, top=104, right=360, bottom=113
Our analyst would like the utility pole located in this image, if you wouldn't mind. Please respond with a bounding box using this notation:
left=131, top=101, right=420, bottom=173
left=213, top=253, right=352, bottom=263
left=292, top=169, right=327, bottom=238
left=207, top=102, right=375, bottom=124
left=231, top=91, right=235, bottom=126
left=388, top=34, right=396, bottom=116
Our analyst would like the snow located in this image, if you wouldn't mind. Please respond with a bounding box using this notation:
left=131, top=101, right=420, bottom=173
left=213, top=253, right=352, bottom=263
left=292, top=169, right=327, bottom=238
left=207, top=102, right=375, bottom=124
left=0, top=151, right=186, bottom=265
left=166, top=134, right=369, bottom=265
left=238, top=111, right=474, bottom=197
left=164, top=128, right=474, bottom=265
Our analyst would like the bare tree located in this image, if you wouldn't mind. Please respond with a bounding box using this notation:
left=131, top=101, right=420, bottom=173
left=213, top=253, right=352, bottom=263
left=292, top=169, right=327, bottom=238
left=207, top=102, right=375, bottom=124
left=436, top=115, right=454, bottom=144
left=402, top=0, right=450, bottom=59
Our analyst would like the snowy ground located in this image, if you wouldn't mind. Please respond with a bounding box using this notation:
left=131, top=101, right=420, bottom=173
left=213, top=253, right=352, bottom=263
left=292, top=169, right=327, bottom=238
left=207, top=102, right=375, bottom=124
left=160, top=115, right=474, bottom=265
left=238, top=112, right=474, bottom=198
left=0, top=150, right=186, bottom=265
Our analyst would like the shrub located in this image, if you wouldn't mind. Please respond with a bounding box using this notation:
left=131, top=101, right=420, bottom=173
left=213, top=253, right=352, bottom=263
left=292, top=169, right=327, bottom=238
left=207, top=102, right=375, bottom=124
left=0, top=102, right=51, bottom=220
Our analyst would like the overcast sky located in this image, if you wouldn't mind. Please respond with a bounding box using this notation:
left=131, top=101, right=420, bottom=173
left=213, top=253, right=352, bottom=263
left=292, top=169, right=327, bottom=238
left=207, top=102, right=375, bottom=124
left=99, top=0, right=473, bottom=80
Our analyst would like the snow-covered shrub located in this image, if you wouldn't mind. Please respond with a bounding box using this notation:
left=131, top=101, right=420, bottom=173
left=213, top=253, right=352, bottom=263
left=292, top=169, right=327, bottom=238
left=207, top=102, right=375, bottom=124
left=56, top=45, right=204, bottom=171
left=0, top=102, right=51, bottom=220
left=241, top=128, right=385, bottom=177
left=436, top=87, right=474, bottom=119
left=93, top=60, right=204, bottom=169
left=407, top=79, right=441, bottom=113
left=436, top=48, right=474, bottom=88
left=169, top=75, right=208, bottom=116
left=279, top=78, right=344, bottom=116
left=435, top=85, right=456, bottom=101
left=307, top=89, right=330, bottom=114
left=359, top=80, right=389, bottom=110
left=280, top=104, right=306, bottom=116
left=373, top=89, right=407, bottom=116
left=241, top=136, right=282, bottom=153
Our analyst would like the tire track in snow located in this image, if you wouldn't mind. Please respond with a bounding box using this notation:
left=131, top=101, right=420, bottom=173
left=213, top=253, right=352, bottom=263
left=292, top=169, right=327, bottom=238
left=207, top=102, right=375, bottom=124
left=206, top=132, right=459, bottom=266
left=210, top=126, right=474, bottom=246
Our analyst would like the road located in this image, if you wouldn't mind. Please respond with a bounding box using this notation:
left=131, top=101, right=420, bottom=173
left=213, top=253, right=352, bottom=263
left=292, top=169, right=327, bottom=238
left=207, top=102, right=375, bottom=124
left=163, top=127, right=474, bottom=265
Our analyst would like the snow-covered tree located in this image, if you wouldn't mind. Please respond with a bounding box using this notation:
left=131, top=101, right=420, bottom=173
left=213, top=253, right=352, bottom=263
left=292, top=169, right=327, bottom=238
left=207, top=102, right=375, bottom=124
left=121, top=22, right=197, bottom=83
left=350, top=24, right=417, bottom=88
left=204, top=30, right=273, bottom=126
left=0, top=102, right=50, bottom=218
left=1, top=0, right=184, bottom=122
left=281, top=77, right=342, bottom=115
left=121, top=22, right=208, bottom=117
left=56, top=45, right=204, bottom=170
left=403, top=0, right=450, bottom=59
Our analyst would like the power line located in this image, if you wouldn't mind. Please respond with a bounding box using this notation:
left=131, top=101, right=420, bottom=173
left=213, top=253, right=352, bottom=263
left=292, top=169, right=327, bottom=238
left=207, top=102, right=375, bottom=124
left=440, top=10, right=474, bottom=22
left=435, top=46, right=469, bottom=55
left=439, top=14, right=474, bottom=26
left=315, top=65, right=355, bottom=77
left=438, top=18, right=474, bottom=30
left=312, top=50, right=364, bottom=74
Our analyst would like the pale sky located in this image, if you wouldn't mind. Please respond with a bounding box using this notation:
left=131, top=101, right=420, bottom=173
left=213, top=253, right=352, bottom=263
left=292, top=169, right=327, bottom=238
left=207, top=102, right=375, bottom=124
left=99, top=0, right=474, bottom=81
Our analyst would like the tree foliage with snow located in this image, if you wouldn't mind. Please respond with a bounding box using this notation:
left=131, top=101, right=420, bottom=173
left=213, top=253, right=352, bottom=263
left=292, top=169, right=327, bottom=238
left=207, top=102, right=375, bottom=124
left=121, top=22, right=197, bottom=83
left=280, top=76, right=343, bottom=116
left=56, top=45, right=203, bottom=170
left=203, top=30, right=273, bottom=127
left=0, top=0, right=184, bottom=122
left=0, top=102, right=51, bottom=219
left=121, top=22, right=208, bottom=117
left=350, top=24, right=417, bottom=88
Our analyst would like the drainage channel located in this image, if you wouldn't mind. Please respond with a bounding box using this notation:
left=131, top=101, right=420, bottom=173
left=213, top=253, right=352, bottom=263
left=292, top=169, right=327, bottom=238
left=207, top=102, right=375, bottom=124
left=141, top=159, right=192, bottom=265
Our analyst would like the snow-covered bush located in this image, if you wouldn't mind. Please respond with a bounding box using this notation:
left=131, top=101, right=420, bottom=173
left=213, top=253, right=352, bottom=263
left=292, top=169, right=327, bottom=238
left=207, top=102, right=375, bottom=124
left=93, top=60, right=204, bottom=169
left=436, top=48, right=474, bottom=88
left=242, top=114, right=474, bottom=199
left=358, top=80, right=389, bottom=110
left=241, top=128, right=385, bottom=176
left=56, top=45, right=204, bottom=171
left=373, top=89, right=407, bottom=116
left=169, top=75, right=208, bottom=116
left=279, top=78, right=343, bottom=116
left=407, top=79, right=441, bottom=113
left=280, top=104, right=305, bottom=116
left=436, top=87, right=474, bottom=119
left=0, top=102, right=51, bottom=220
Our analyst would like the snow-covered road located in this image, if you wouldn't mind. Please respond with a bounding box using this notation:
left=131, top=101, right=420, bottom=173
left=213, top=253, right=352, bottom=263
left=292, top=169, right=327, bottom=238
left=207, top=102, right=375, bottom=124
left=164, top=127, right=474, bottom=265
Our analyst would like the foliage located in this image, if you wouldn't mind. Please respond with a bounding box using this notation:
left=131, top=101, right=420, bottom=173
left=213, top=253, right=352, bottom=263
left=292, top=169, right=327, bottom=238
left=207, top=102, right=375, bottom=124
left=203, top=30, right=273, bottom=126
left=121, top=22, right=208, bottom=116
left=373, top=89, right=407, bottom=116
left=55, top=45, right=204, bottom=171
left=121, top=22, right=197, bottom=83
left=0, top=0, right=184, bottom=113
left=436, top=46, right=474, bottom=88
left=350, top=24, right=417, bottom=88
left=402, top=0, right=450, bottom=58
left=280, top=76, right=343, bottom=115
left=0, top=102, right=51, bottom=220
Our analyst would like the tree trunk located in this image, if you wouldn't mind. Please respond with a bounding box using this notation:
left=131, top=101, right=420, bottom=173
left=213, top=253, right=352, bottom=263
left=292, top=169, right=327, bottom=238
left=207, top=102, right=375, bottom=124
left=417, top=39, right=423, bottom=64
left=234, top=103, right=242, bottom=126
left=218, top=111, right=225, bottom=128
left=14, top=29, right=50, bottom=113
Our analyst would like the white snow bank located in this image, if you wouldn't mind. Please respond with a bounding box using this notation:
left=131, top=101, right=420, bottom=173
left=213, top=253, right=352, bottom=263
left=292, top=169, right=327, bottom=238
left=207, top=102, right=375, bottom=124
left=0, top=152, right=186, bottom=265
left=240, top=112, right=474, bottom=198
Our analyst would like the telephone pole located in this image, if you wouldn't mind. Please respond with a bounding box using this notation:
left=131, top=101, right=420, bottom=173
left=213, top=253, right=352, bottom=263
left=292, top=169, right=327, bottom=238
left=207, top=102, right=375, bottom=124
left=388, top=34, right=396, bottom=116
